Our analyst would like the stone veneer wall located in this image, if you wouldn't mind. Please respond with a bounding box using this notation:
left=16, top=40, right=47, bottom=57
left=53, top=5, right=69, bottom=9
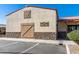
left=34, top=32, right=56, bottom=40
left=6, top=32, right=56, bottom=40
left=6, top=32, right=21, bottom=38
left=0, top=35, right=6, bottom=37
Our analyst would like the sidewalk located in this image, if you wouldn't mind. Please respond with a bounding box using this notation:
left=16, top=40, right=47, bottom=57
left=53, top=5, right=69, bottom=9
left=0, top=37, right=77, bottom=45
left=68, top=45, right=79, bottom=54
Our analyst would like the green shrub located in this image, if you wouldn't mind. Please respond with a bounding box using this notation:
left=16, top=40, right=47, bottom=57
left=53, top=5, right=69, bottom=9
left=67, top=30, right=79, bottom=41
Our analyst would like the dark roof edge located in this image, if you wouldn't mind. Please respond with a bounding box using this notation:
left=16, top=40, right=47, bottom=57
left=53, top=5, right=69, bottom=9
left=27, top=6, right=57, bottom=10
left=6, top=5, right=57, bottom=16
left=6, top=7, right=25, bottom=16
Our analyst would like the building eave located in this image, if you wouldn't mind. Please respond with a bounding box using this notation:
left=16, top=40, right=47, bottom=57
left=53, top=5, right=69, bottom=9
left=6, top=5, right=57, bottom=16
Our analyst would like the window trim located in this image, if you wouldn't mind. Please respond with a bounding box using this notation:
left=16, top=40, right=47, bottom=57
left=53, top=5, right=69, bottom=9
left=40, top=22, right=49, bottom=27
left=24, top=10, right=31, bottom=19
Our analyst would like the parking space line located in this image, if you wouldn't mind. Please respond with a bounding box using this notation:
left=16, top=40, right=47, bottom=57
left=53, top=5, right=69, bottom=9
left=0, top=42, right=19, bottom=48
left=65, top=44, right=70, bottom=54
left=20, top=43, right=39, bottom=54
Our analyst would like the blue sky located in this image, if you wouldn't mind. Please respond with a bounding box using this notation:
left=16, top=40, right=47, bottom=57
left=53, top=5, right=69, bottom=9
left=0, top=4, right=79, bottom=24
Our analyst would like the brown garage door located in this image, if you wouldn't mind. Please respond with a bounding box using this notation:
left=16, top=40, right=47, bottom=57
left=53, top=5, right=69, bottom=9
left=21, top=23, right=34, bottom=38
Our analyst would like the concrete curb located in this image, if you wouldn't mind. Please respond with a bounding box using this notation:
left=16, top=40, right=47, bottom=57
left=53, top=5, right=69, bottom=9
left=0, top=38, right=60, bottom=44
left=65, top=44, right=70, bottom=54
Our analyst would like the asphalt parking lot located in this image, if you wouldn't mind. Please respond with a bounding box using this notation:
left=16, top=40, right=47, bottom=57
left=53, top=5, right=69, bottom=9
left=0, top=40, right=66, bottom=54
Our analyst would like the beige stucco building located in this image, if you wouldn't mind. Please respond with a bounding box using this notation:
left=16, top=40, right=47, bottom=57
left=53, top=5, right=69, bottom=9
left=6, top=6, right=58, bottom=40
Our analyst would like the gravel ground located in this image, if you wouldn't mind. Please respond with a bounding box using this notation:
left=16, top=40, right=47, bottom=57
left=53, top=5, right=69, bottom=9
left=68, top=45, right=79, bottom=54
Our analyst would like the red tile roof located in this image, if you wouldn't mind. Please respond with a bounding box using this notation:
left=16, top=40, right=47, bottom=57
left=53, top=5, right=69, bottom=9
left=59, top=16, right=79, bottom=22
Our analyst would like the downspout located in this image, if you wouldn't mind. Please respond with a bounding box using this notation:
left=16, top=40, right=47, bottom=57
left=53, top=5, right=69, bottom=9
left=56, top=9, right=59, bottom=40
left=65, top=20, right=68, bottom=40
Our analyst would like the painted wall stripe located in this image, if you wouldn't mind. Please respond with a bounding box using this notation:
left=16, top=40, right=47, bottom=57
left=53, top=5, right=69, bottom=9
left=20, top=43, right=39, bottom=53
left=65, top=44, right=70, bottom=54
